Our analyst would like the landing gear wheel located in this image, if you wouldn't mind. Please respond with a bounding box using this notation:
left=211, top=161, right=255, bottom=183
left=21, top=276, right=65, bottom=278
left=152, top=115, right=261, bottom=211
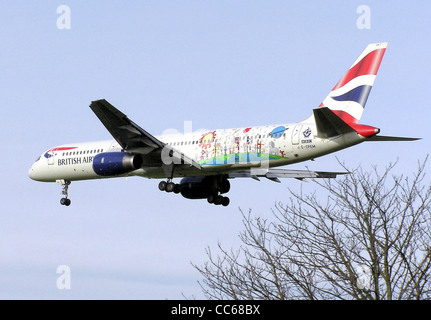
left=208, top=195, right=230, bottom=206
left=166, top=182, right=176, bottom=193
left=173, top=184, right=181, bottom=194
left=214, top=195, right=224, bottom=205
left=222, top=197, right=230, bottom=207
left=207, top=195, right=215, bottom=204
left=158, top=181, right=167, bottom=191
left=57, top=180, right=72, bottom=206
left=60, top=198, right=71, bottom=206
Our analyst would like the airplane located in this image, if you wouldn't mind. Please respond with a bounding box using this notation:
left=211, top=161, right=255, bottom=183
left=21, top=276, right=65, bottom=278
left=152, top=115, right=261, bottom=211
left=28, top=42, right=419, bottom=207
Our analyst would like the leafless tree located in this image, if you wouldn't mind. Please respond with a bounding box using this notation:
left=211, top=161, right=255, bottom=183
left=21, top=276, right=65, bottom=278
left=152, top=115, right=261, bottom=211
left=193, top=158, right=431, bottom=299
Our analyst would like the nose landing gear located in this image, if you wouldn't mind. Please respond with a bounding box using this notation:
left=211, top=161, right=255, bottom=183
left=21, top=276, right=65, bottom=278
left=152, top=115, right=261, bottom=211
left=60, top=197, right=71, bottom=206
left=56, top=179, right=71, bottom=206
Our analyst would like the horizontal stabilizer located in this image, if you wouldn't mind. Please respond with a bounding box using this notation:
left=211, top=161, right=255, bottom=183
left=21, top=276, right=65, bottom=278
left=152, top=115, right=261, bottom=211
left=366, top=135, right=421, bottom=142
left=313, top=107, right=355, bottom=138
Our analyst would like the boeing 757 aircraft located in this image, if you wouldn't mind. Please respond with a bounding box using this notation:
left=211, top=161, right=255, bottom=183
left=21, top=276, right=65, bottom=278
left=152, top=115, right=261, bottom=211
left=29, top=42, right=418, bottom=206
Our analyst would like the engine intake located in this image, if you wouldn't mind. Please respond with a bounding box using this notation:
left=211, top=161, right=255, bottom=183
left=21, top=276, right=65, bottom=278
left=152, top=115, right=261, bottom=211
left=93, top=152, right=143, bottom=176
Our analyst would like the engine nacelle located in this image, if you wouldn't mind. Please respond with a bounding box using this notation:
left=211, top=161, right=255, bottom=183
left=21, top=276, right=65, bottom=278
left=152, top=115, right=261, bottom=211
left=92, top=152, right=143, bottom=176
left=180, top=176, right=230, bottom=199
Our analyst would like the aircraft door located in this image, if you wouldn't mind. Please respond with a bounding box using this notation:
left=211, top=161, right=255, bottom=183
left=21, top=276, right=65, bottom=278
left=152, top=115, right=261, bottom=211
left=47, top=148, right=56, bottom=165
left=48, top=154, right=55, bottom=165
left=291, top=125, right=302, bottom=145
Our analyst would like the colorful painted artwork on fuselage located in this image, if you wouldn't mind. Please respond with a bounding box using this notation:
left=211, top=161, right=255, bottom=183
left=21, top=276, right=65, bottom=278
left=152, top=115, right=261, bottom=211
left=196, top=126, right=290, bottom=166
left=198, top=152, right=286, bottom=166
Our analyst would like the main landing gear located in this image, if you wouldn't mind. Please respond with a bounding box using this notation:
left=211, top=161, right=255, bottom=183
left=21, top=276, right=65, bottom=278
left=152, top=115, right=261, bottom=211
left=158, top=179, right=181, bottom=194
left=158, top=177, right=231, bottom=206
left=207, top=194, right=230, bottom=207
left=57, top=179, right=71, bottom=206
left=159, top=165, right=231, bottom=206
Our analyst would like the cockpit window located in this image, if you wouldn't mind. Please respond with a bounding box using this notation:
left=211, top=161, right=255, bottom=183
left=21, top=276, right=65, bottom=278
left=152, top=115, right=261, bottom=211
left=35, top=156, right=41, bottom=162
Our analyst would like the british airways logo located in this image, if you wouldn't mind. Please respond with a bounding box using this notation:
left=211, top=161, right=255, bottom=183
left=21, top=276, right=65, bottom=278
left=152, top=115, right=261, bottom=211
left=44, top=147, right=77, bottom=159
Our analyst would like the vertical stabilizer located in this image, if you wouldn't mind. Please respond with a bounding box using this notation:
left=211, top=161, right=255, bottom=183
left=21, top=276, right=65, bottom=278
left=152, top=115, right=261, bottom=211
left=304, top=42, right=387, bottom=124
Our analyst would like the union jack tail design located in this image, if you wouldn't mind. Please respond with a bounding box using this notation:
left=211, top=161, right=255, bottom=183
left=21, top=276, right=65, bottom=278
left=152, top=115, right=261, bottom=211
left=318, top=42, right=387, bottom=124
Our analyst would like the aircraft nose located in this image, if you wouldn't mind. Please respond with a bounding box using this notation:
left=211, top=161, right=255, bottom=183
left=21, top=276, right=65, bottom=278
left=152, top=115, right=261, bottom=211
left=28, top=162, right=43, bottom=181
left=28, top=165, right=36, bottom=180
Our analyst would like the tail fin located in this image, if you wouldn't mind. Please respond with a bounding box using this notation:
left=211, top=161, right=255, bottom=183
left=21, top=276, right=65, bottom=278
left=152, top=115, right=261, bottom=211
left=313, top=42, right=387, bottom=124
left=303, top=43, right=420, bottom=141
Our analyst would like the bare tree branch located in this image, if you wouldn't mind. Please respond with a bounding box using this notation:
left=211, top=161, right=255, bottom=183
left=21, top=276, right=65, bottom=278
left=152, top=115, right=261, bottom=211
left=193, top=157, right=431, bottom=300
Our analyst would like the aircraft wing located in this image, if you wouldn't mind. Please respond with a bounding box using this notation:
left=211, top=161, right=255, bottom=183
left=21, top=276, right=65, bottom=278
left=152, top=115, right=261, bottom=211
left=90, top=99, right=201, bottom=170
left=229, top=168, right=348, bottom=182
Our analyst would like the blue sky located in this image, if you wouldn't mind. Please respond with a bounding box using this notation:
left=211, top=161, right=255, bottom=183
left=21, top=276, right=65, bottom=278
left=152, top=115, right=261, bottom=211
left=1, top=1, right=430, bottom=299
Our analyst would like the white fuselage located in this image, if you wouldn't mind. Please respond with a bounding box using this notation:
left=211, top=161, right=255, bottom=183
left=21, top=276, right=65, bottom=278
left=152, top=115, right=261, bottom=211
left=28, top=121, right=365, bottom=183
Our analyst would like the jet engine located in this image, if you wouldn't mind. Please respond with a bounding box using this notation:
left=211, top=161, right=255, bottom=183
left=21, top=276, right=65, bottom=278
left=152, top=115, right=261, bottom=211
left=93, top=152, right=143, bottom=176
